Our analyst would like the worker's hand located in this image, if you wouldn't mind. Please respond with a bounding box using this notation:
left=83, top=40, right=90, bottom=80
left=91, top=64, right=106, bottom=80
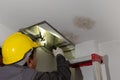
left=52, top=47, right=64, bottom=57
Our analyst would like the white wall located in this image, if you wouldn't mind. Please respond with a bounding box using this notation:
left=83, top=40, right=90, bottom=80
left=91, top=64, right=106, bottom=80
left=0, top=24, right=14, bottom=46
left=99, top=40, right=120, bottom=80
left=73, top=40, right=120, bottom=80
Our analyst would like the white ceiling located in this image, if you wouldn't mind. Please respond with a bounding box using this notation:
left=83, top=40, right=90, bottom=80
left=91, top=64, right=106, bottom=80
left=0, top=0, right=120, bottom=44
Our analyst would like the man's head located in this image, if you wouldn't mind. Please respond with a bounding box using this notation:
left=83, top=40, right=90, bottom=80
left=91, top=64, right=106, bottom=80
left=24, top=48, right=37, bottom=69
left=2, top=32, right=39, bottom=69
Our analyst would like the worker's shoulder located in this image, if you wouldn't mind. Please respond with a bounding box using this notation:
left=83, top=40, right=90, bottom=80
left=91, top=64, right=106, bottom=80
left=0, top=65, right=37, bottom=74
left=0, top=65, right=38, bottom=79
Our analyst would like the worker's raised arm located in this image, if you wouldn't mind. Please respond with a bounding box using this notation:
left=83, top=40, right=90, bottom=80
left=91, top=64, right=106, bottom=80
left=34, top=47, right=71, bottom=80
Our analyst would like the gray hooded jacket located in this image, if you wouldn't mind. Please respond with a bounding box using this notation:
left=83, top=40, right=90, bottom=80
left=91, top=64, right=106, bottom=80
left=0, top=54, right=71, bottom=80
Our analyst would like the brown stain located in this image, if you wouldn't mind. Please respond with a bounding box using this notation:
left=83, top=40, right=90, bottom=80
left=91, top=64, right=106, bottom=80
left=61, top=31, right=79, bottom=44
left=73, top=16, right=95, bottom=30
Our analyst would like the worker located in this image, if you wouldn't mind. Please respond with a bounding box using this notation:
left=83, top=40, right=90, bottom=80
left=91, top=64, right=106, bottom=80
left=0, top=32, right=71, bottom=80
left=0, top=47, right=4, bottom=66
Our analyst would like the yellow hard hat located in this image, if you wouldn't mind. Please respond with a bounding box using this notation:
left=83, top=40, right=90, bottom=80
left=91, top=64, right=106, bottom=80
left=2, top=32, right=39, bottom=64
